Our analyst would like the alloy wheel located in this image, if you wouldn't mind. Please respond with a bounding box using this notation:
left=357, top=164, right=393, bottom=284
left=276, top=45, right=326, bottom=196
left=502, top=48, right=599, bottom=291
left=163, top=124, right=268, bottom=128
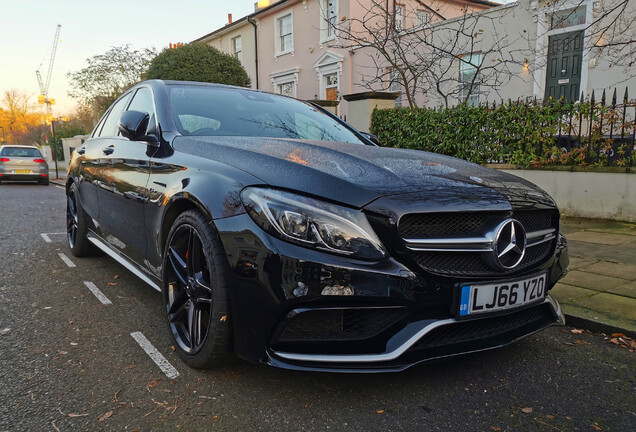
left=165, top=224, right=214, bottom=354
left=66, top=192, right=78, bottom=249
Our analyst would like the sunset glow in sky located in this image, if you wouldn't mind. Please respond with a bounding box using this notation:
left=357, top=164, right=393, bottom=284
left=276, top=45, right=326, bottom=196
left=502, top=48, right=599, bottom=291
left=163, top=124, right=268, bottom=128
left=0, top=0, right=256, bottom=114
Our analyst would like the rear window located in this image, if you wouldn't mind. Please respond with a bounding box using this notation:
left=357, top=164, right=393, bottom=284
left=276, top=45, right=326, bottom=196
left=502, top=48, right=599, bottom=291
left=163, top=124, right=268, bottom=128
left=0, top=147, right=42, bottom=157
left=168, top=85, right=364, bottom=144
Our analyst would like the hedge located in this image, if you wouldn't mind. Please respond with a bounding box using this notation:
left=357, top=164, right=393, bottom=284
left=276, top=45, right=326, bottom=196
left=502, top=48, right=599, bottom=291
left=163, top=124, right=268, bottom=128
left=370, top=99, right=635, bottom=167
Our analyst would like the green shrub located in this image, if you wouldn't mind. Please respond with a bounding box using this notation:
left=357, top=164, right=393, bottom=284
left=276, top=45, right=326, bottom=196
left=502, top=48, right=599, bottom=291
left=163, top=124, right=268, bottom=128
left=370, top=99, right=633, bottom=167
left=146, top=43, right=251, bottom=87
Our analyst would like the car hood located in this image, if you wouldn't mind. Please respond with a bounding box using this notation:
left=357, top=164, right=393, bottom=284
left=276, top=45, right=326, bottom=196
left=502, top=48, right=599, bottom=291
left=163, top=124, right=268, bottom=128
left=172, top=136, right=555, bottom=210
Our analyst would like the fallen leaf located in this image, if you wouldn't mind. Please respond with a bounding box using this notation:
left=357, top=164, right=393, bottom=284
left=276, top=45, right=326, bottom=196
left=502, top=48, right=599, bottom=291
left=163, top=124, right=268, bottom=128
left=57, top=350, right=68, bottom=355
left=171, top=345, right=176, bottom=351
left=107, top=282, right=118, bottom=286
left=98, top=411, right=113, bottom=422
left=146, top=380, right=160, bottom=390
left=545, top=414, right=555, bottom=420
left=213, top=415, right=218, bottom=419
left=220, top=315, right=227, bottom=322
left=114, top=275, right=120, bottom=279
left=570, top=328, right=584, bottom=334
left=491, top=427, right=502, bottom=431
left=70, top=342, right=79, bottom=346
left=592, top=424, right=602, bottom=431
left=521, top=407, right=533, bottom=414
left=67, top=413, right=88, bottom=418
left=610, top=333, right=625, bottom=338
left=376, top=410, right=384, bottom=414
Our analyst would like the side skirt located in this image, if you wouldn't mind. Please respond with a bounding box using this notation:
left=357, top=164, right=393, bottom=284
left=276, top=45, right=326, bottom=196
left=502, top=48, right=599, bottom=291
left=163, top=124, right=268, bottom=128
left=87, top=233, right=161, bottom=292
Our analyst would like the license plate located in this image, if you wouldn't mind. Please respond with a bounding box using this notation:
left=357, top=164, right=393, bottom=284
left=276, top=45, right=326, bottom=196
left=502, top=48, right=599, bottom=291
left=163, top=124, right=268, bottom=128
left=14, top=169, right=31, bottom=174
left=458, top=273, right=547, bottom=317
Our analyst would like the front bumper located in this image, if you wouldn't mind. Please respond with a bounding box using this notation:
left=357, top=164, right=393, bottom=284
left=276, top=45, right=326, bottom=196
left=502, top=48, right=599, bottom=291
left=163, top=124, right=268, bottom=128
left=267, top=295, right=564, bottom=372
left=215, top=213, right=568, bottom=372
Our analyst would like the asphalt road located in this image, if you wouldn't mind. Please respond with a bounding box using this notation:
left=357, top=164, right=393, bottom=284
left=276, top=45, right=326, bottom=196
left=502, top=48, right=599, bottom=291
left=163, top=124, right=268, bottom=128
left=0, top=183, right=634, bottom=432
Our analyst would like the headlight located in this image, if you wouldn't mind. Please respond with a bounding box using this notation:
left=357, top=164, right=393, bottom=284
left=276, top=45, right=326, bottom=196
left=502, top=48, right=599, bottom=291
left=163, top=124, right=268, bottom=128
left=241, top=188, right=387, bottom=260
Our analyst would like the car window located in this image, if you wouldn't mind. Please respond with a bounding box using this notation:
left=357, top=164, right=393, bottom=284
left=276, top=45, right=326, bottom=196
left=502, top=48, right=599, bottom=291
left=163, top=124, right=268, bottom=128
left=0, top=147, right=42, bottom=157
left=91, top=113, right=108, bottom=138
left=127, top=87, right=156, bottom=134
left=98, top=92, right=133, bottom=137
left=168, top=85, right=364, bottom=144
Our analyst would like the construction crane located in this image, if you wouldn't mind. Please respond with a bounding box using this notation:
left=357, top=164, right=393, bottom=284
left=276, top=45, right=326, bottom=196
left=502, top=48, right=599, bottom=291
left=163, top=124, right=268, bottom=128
left=36, top=24, right=61, bottom=118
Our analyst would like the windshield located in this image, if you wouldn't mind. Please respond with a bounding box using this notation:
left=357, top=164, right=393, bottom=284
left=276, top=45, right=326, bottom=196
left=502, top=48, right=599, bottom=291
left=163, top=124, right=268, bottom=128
left=0, top=147, right=42, bottom=157
left=168, top=85, right=365, bottom=144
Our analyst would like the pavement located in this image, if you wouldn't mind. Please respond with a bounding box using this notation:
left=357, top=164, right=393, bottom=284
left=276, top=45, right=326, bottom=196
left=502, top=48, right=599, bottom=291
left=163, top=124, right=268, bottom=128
left=49, top=167, right=635, bottom=337
left=554, top=217, right=636, bottom=337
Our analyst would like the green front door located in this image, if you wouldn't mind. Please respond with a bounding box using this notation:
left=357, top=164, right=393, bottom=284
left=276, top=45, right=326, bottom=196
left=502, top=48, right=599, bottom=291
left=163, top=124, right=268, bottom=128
left=544, top=31, right=583, bottom=101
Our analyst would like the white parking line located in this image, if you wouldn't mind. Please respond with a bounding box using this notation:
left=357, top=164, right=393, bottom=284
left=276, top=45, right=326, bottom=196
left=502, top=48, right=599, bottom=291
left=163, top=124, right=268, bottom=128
left=58, top=253, right=76, bottom=268
left=41, top=232, right=66, bottom=243
left=83, top=281, right=112, bottom=305
left=130, top=332, right=180, bottom=379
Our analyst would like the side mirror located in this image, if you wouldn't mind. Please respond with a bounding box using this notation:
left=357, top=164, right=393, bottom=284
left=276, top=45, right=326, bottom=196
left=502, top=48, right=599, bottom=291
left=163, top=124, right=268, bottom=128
left=360, top=131, right=381, bottom=146
left=118, top=110, right=158, bottom=144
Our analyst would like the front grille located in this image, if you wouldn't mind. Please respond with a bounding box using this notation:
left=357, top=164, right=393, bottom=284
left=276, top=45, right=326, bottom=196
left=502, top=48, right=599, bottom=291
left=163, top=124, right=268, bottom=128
left=399, top=210, right=557, bottom=239
left=399, top=212, right=494, bottom=239
left=412, top=303, right=555, bottom=350
left=277, top=308, right=410, bottom=343
left=400, top=209, right=558, bottom=277
left=412, top=239, right=555, bottom=277
left=513, top=210, right=558, bottom=232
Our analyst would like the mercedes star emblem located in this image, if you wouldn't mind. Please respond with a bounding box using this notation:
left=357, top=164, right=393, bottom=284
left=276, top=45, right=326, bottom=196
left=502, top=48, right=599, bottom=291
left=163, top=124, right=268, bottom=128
left=491, top=219, right=527, bottom=270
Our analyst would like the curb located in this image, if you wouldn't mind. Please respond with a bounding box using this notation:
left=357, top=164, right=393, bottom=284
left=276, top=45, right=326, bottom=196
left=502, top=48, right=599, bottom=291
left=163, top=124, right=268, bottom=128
left=50, top=179, right=66, bottom=187
left=564, top=313, right=636, bottom=338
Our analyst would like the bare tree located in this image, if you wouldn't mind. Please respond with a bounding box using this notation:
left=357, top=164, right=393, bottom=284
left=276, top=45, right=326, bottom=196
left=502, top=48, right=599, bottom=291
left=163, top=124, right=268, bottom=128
left=328, top=0, right=530, bottom=107
left=326, top=0, right=634, bottom=107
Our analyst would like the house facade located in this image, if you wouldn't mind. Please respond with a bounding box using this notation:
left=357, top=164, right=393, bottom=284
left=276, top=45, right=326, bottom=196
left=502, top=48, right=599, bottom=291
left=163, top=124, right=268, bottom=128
left=421, top=0, right=636, bottom=107
left=194, top=0, right=495, bottom=116
left=194, top=15, right=259, bottom=89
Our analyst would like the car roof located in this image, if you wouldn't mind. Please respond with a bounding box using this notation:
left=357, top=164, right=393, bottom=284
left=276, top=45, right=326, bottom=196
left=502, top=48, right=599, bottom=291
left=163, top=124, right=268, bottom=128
left=0, top=145, right=39, bottom=149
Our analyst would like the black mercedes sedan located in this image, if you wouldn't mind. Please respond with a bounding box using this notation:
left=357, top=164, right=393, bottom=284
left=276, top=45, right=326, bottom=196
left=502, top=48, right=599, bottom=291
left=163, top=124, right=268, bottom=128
left=66, top=80, right=568, bottom=372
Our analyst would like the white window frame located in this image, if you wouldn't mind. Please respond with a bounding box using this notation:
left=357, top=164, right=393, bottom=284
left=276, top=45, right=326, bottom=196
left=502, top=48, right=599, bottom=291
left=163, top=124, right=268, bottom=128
left=270, top=68, right=299, bottom=98
left=395, top=4, right=404, bottom=31
left=458, top=53, right=484, bottom=107
left=275, top=11, right=294, bottom=57
left=320, top=0, right=338, bottom=43
left=232, top=36, right=242, bottom=63
left=416, top=10, right=428, bottom=28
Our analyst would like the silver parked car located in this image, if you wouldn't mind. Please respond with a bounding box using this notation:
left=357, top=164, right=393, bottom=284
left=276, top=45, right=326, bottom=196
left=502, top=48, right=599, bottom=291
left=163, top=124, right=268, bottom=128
left=0, top=145, right=49, bottom=185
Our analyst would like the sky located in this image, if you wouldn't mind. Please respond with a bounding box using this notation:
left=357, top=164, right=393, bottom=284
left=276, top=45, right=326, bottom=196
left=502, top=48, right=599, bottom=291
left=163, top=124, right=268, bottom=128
left=0, top=0, right=257, bottom=114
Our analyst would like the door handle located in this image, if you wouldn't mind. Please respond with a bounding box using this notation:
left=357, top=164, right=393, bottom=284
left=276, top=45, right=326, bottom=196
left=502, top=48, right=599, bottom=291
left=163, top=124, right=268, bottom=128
left=77, top=147, right=86, bottom=155
left=102, top=146, right=115, bottom=155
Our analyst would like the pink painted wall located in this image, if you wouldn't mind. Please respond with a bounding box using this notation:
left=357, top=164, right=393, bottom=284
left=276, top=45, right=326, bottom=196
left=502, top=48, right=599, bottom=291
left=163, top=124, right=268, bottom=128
left=255, top=0, right=494, bottom=117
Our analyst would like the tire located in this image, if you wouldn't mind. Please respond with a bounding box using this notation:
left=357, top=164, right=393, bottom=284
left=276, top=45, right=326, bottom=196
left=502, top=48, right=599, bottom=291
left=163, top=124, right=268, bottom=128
left=66, top=182, right=96, bottom=257
left=162, top=209, right=232, bottom=369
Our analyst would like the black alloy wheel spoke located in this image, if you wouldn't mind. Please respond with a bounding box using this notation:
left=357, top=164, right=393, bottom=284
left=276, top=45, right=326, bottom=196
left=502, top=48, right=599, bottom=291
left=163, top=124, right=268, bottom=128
left=186, top=227, right=196, bottom=276
left=167, top=247, right=189, bottom=287
left=168, top=289, right=189, bottom=317
left=67, top=194, right=79, bottom=246
left=187, top=301, right=201, bottom=348
left=165, top=224, right=214, bottom=354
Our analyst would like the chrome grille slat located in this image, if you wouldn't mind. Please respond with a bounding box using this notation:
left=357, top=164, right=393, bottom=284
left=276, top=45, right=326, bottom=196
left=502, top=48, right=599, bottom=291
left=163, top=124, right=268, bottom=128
left=399, top=210, right=558, bottom=277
